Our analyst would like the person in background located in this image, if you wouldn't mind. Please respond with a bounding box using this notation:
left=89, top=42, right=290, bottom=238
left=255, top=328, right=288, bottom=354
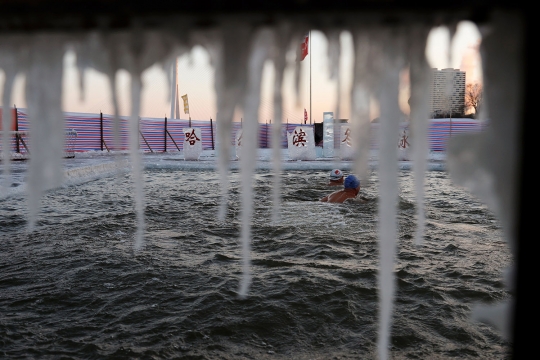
left=320, top=175, right=363, bottom=203
left=328, top=169, right=344, bottom=186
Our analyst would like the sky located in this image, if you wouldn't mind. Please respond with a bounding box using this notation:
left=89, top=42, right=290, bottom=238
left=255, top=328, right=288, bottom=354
left=2, top=21, right=481, bottom=122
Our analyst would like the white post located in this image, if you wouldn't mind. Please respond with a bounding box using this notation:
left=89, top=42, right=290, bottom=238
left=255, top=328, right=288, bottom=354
left=323, top=111, right=334, bottom=157
left=170, top=58, right=177, bottom=119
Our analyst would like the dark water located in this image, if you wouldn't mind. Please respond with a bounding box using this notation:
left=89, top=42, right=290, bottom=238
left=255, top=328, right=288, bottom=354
left=0, top=169, right=512, bottom=358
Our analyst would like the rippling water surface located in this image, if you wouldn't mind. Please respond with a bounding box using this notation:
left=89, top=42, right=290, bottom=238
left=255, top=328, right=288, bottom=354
left=0, top=168, right=511, bottom=358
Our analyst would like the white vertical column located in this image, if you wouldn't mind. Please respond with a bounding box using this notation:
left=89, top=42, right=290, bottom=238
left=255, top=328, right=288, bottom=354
left=377, top=32, right=404, bottom=360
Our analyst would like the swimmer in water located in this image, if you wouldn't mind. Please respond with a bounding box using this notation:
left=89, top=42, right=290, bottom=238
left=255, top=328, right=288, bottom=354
left=320, top=175, right=364, bottom=203
left=327, top=169, right=344, bottom=186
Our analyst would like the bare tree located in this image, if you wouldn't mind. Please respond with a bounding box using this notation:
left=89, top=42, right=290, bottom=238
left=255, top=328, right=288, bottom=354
left=465, top=83, right=483, bottom=117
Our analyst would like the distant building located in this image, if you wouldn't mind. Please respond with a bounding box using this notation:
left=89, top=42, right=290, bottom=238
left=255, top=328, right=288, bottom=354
left=429, top=68, right=466, bottom=116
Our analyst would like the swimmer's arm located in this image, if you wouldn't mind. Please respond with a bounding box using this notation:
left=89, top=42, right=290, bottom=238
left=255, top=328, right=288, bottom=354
left=320, top=196, right=329, bottom=202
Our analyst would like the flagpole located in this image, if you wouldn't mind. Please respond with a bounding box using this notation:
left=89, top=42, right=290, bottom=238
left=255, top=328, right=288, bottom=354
left=309, top=30, right=312, bottom=125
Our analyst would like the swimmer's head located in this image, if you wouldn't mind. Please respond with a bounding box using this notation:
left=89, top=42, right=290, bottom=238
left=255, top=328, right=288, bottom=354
left=329, top=169, right=343, bottom=181
left=344, top=175, right=360, bottom=189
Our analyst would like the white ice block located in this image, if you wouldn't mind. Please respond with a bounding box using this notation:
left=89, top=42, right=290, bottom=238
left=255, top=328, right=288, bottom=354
left=183, top=127, right=202, bottom=161
left=287, top=126, right=316, bottom=161
left=322, top=112, right=334, bottom=158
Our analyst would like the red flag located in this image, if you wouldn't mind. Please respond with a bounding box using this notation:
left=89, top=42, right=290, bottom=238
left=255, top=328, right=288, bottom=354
left=298, top=33, right=309, bottom=61
left=304, top=108, right=308, bottom=124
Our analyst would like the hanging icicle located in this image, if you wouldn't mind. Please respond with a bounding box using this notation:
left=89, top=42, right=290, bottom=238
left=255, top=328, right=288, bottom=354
left=350, top=30, right=376, bottom=182
left=237, top=28, right=272, bottom=297
left=326, top=29, right=341, bottom=120
left=407, top=26, right=432, bottom=246
left=0, top=37, right=23, bottom=193
left=270, top=25, right=292, bottom=224
left=25, top=35, right=67, bottom=230
left=1, top=71, right=15, bottom=191
left=205, top=25, right=252, bottom=222
left=326, top=30, right=342, bottom=163
left=376, top=29, right=406, bottom=360
left=129, top=74, right=145, bottom=250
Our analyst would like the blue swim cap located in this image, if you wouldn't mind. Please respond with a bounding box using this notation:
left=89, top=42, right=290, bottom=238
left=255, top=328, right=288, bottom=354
left=344, top=175, right=360, bottom=189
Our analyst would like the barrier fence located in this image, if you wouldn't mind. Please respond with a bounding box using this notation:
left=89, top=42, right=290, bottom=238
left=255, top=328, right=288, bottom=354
left=1, top=108, right=486, bottom=154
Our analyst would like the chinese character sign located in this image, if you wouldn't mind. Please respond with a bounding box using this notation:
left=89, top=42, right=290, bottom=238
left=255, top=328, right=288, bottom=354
left=183, top=127, right=202, bottom=160
left=397, top=129, right=410, bottom=161
left=398, top=129, right=409, bottom=149
left=340, top=126, right=355, bottom=160
left=288, top=126, right=316, bottom=160
left=292, top=128, right=307, bottom=147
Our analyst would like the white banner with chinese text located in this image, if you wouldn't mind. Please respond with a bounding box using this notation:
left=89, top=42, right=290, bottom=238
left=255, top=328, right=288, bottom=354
left=287, top=126, right=316, bottom=161
left=183, top=127, right=202, bottom=160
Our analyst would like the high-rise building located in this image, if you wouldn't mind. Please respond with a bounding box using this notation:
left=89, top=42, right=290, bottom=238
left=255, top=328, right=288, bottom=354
left=429, top=68, right=466, bottom=116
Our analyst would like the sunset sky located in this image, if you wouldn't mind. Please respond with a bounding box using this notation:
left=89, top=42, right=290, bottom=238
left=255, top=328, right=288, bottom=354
left=3, top=21, right=481, bottom=122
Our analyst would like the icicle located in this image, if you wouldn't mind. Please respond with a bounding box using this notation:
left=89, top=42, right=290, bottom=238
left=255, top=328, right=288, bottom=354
left=1, top=75, right=15, bottom=191
left=0, top=47, right=17, bottom=192
left=407, top=26, right=431, bottom=246
left=74, top=30, right=174, bottom=249
left=206, top=25, right=251, bottom=221
left=162, top=46, right=188, bottom=109
left=376, top=30, right=406, bottom=360
left=326, top=30, right=341, bottom=163
left=447, top=12, right=522, bottom=338
left=237, top=28, right=272, bottom=297
left=270, top=25, right=290, bottom=224
left=75, top=33, right=123, bottom=176
left=107, top=72, right=123, bottom=153
left=327, top=30, right=341, bottom=118
left=129, top=74, right=145, bottom=250
left=25, top=35, right=66, bottom=230
left=122, top=30, right=173, bottom=251
left=74, top=45, right=87, bottom=102
left=103, top=43, right=125, bottom=181
left=350, top=30, right=375, bottom=181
